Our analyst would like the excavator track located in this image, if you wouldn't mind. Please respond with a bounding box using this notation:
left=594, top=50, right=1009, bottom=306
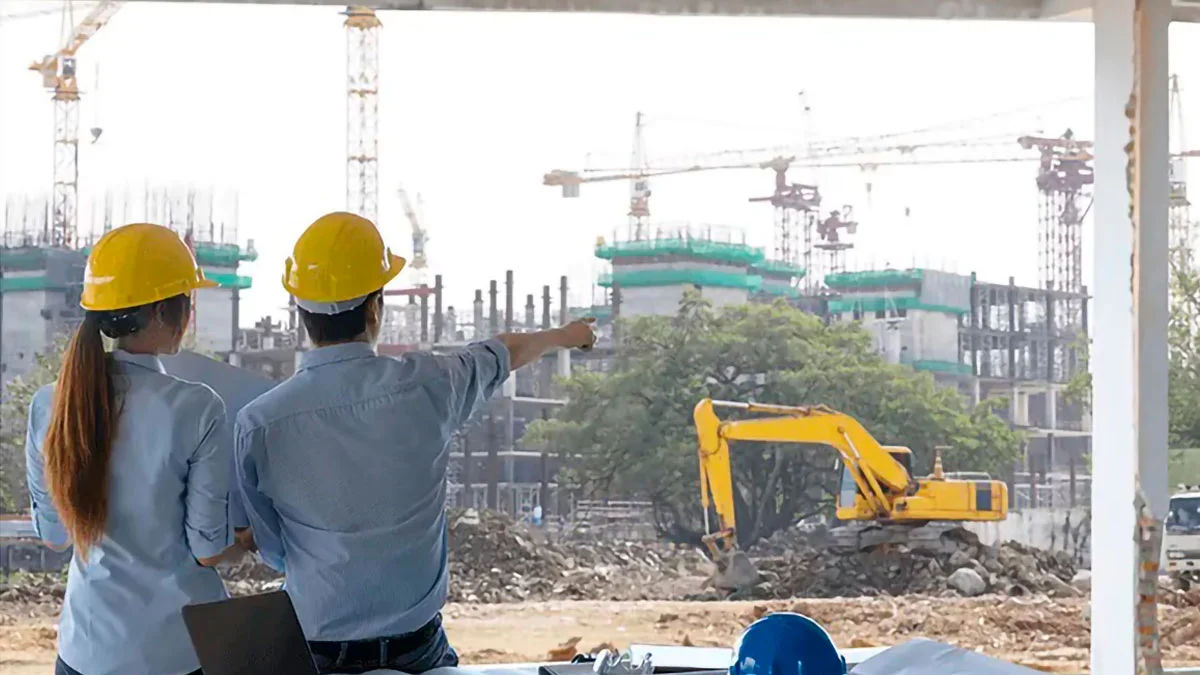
left=829, top=521, right=975, bottom=554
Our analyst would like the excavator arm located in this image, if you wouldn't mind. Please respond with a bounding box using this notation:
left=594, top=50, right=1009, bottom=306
left=695, top=399, right=913, bottom=542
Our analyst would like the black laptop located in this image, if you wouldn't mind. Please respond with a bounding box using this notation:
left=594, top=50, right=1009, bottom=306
left=182, top=591, right=319, bottom=675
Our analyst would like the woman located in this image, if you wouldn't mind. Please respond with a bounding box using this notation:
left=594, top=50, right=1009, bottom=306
left=25, top=223, right=244, bottom=675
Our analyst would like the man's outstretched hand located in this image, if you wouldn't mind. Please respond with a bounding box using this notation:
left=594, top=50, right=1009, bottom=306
left=560, top=318, right=597, bottom=351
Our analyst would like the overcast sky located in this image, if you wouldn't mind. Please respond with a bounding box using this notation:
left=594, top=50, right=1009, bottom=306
left=1, top=3, right=1198, bottom=323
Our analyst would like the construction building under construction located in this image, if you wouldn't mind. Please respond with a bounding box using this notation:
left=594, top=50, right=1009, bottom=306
left=1, top=187, right=257, bottom=381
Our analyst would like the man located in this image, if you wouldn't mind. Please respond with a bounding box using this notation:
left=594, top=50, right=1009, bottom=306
left=235, top=212, right=594, bottom=674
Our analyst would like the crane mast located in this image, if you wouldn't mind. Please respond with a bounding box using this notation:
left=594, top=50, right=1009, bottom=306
left=344, top=5, right=380, bottom=225
left=29, top=0, right=122, bottom=248
left=628, top=112, right=651, bottom=241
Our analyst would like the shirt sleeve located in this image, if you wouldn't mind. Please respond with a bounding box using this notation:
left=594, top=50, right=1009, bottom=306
left=423, top=338, right=511, bottom=432
left=183, top=393, right=233, bottom=560
left=25, top=387, right=69, bottom=547
left=235, top=419, right=286, bottom=572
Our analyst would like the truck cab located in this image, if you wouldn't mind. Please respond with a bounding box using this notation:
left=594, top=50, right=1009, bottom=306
left=1165, top=489, right=1200, bottom=584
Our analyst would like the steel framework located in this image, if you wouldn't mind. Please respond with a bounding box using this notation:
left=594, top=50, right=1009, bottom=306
left=1020, top=131, right=1093, bottom=373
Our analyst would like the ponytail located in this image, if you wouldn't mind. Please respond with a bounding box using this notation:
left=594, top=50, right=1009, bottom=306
left=42, top=294, right=191, bottom=558
left=44, top=313, right=116, bottom=560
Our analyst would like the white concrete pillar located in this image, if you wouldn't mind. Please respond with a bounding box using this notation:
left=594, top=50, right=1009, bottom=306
left=1091, top=0, right=1171, bottom=670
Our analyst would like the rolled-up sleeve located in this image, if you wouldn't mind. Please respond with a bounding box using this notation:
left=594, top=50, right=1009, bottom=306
left=184, top=395, right=232, bottom=559
left=428, top=338, right=511, bottom=430
left=26, top=387, right=69, bottom=547
left=235, top=419, right=286, bottom=572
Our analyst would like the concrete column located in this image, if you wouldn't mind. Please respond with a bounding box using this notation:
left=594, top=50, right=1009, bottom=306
left=473, top=290, right=484, bottom=340
left=433, top=275, right=443, bottom=343
left=525, top=294, right=536, bottom=330
left=488, top=280, right=498, bottom=336
left=542, top=285, right=552, bottom=329
left=505, top=270, right=514, bottom=333
left=419, top=292, right=429, bottom=343
left=1091, top=0, right=1171, bottom=670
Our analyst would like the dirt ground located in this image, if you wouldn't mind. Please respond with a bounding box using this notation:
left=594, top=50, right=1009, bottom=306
left=2, top=597, right=1199, bottom=674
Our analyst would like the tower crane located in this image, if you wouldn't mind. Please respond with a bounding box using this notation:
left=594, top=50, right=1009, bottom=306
left=29, top=0, right=122, bottom=248
left=546, top=131, right=1034, bottom=289
left=397, top=186, right=429, bottom=287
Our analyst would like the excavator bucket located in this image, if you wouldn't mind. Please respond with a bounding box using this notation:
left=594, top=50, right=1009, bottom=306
left=711, top=550, right=760, bottom=591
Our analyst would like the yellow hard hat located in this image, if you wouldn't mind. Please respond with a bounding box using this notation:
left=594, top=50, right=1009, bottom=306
left=282, top=212, right=406, bottom=314
left=81, top=223, right=217, bottom=311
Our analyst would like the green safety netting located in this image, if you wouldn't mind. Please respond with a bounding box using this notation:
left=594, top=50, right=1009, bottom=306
left=825, top=269, right=924, bottom=289
left=194, top=242, right=258, bottom=266
left=911, top=360, right=973, bottom=375
left=0, top=248, right=50, bottom=272
left=0, top=276, right=63, bottom=292
left=598, top=268, right=763, bottom=291
left=595, top=238, right=765, bottom=266
left=827, top=296, right=968, bottom=315
left=204, top=271, right=254, bottom=289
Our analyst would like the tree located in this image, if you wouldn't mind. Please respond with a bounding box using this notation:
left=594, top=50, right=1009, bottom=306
left=1065, top=249, right=1200, bottom=451
left=526, top=293, right=1022, bottom=546
left=0, top=337, right=67, bottom=512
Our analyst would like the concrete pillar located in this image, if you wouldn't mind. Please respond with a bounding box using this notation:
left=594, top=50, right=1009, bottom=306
left=611, top=283, right=622, bottom=347
left=445, top=306, right=457, bottom=341
left=1091, top=0, right=1171, bottom=670
left=558, top=276, right=570, bottom=377
left=505, top=270, right=514, bottom=333
left=433, top=274, right=443, bottom=343
left=419, top=292, right=429, bottom=344
left=488, top=281, right=498, bottom=336
left=559, top=275, right=568, bottom=325
left=525, top=294, right=536, bottom=330
left=542, top=285, right=552, bottom=329
left=473, top=290, right=484, bottom=340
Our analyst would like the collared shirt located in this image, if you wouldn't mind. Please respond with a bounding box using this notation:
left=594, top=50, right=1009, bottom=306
left=26, top=350, right=231, bottom=675
left=235, top=339, right=510, bottom=642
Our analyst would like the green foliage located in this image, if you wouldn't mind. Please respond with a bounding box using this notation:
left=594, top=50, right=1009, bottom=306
left=1067, top=253, right=1200, bottom=450
left=1167, top=254, right=1200, bottom=448
left=1169, top=448, right=1200, bottom=488
left=0, top=337, right=66, bottom=513
left=526, top=292, right=1022, bottom=546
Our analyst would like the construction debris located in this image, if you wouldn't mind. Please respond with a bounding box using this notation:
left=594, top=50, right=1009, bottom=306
left=445, top=509, right=707, bottom=603
left=726, top=526, right=1081, bottom=600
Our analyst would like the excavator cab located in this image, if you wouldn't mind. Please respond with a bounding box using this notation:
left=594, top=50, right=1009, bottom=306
left=836, top=446, right=913, bottom=514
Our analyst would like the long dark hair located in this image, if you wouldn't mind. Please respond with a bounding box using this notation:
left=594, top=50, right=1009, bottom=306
left=43, top=294, right=190, bottom=559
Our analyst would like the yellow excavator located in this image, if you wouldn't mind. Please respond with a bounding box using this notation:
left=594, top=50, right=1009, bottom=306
left=694, top=398, right=1009, bottom=590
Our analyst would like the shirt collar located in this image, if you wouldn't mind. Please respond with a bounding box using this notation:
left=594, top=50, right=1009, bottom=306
left=298, top=341, right=376, bottom=372
left=111, top=349, right=167, bottom=374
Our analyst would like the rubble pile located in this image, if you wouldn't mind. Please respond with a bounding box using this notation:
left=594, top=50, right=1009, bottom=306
left=446, top=509, right=705, bottom=603
left=732, top=526, right=1080, bottom=600
left=0, top=571, right=66, bottom=605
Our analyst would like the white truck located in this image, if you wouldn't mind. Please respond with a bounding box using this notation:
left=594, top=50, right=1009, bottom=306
left=1165, top=488, right=1200, bottom=589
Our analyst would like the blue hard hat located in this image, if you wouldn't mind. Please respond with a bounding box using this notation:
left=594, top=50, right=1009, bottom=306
left=730, top=612, right=847, bottom=675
